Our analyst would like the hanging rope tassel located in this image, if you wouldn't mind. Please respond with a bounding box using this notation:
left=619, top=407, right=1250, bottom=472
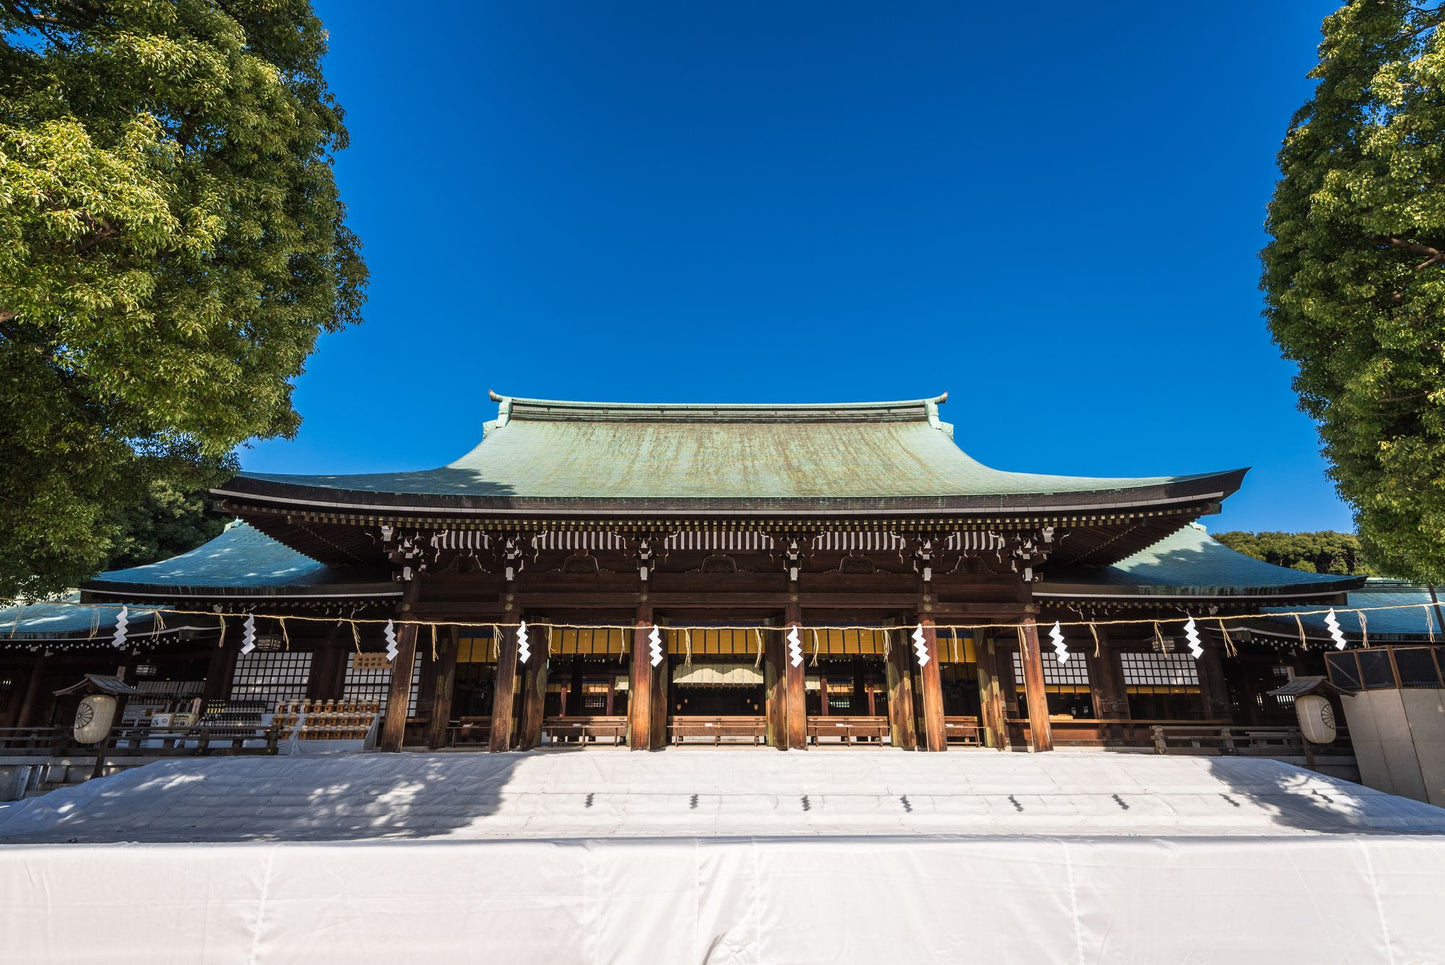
left=431, top=623, right=439, bottom=662
left=684, top=627, right=693, bottom=667
left=351, top=620, right=362, bottom=654
left=218, top=613, right=227, bottom=649
left=1293, top=614, right=1307, bottom=651
left=280, top=617, right=291, bottom=651
left=1217, top=618, right=1237, bottom=657
left=1358, top=610, right=1369, bottom=648
left=1152, top=621, right=1166, bottom=652
left=753, top=628, right=764, bottom=669
left=1086, top=622, right=1101, bottom=658
left=810, top=628, right=820, bottom=668
left=1428, top=606, right=1437, bottom=644
left=491, top=625, right=501, bottom=662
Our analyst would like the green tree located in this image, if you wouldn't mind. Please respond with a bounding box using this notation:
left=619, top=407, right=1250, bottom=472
left=1263, top=0, right=1445, bottom=581
left=0, top=0, right=365, bottom=598
left=1213, top=530, right=1375, bottom=576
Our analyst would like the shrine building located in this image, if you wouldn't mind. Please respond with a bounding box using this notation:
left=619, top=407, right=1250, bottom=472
left=1, top=393, right=1392, bottom=757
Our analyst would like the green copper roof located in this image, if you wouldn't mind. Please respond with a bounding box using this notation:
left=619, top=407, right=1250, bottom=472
left=1263, top=583, right=1445, bottom=638
left=83, top=523, right=396, bottom=599
left=1037, top=524, right=1364, bottom=600
left=225, top=394, right=1244, bottom=510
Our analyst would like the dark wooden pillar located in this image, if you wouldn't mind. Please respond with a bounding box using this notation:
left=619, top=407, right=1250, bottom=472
left=427, top=627, right=458, bottom=748
left=307, top=623, right=345, bottom=701
left=628, top=604, right=654, bottom=751
left=976, top=634, right=1008, bottom=749
left=489, top=604, right=521, bottom=753
left=784, top=602, right=806, bottom=750
left=1018, top=618, right=1054, bottom=752
left=381, top=580, right=423, bottom=752
left=13, top=650, right=47, bottom=728
left=764, top=626, right=787, bottom=749
left=885, top=627, right=918, bottom=750
left=517, top=623, right=550, bottom=750
left=916, top=617, right=947, bottom=752
left=202, top=635, right=238, bottom=704
left=649, top=643, right=668, bottom=749
left=1198, top=638, right=1232, bottom=721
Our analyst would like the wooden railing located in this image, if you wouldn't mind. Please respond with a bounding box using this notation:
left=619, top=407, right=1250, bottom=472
left=1005, top=718, right=1339, bottom=757
left=0, top=723, right=281, bottom=763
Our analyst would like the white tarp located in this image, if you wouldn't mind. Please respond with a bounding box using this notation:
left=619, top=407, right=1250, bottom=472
left=2, top=750, right=1445, bottom=963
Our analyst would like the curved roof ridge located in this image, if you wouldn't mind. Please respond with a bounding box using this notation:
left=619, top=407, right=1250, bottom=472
left=487, top=391, right=949, bottom=424
left=488, top=390, right=948, bottom=409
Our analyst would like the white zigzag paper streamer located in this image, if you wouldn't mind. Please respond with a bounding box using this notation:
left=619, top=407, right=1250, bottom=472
left=787, top=627, right=804, bottom=668
left=517, top=621, right=530, bottom=664
left=384, top=619, right=399, bottom=661
left=1049, top=621, right=1068, bottom=663
left=240, top=614, right=257, bottom=655
left=649, top=625, right=664, bottom=667
left=1325, top=608, right=1347, bottom=650
left=111, top=605, right=129, bottom=649
left=1184, top=616, right=1202, bottom=660
left=912, top=623, right=930, bottom=667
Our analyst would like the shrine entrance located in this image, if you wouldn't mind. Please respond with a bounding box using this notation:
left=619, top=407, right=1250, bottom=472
left=664, top=628, right=766, bottom=745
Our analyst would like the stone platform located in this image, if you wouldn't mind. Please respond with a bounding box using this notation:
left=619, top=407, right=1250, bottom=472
left=3, top=750, right=1444, bottom=963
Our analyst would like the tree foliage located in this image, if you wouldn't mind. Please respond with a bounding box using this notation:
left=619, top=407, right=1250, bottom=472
left=1213, top=530, right=1374, bottom=576
left=1263, top=0, right=1445, bottom=581
left=0, top=0, right=365, bottom=597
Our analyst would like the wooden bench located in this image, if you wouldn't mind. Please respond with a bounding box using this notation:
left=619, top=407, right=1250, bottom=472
left=669, top=716, right=766, bottom=745
left=544, top=716, right=626, bottom=746
left=943, top=716, right=983, bottom=746
left=808, top=716, right=889, bottom=745
left=448, top=716, right=493, bottom=747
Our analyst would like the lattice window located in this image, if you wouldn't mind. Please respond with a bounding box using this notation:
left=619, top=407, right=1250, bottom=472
left=1119, top=651, right=1199, bottom=692
left=230, top=651, right=312, bottom=711
left=342, top=653, right=422, bottom=717
left=1012, top=652, right=1091, bottom=692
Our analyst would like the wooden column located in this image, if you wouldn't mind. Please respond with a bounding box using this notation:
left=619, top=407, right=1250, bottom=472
left=202, top=635, right=238, bottom=704
left=1017, top=618, right=1054, bottom=752
left=1198, top=638, right=1233, bottom=722
left=975, top=634, right=1008, bottom=749
left=307, top=623, right=344, bottom=701
left=489, top=603, right=521, bottom=753
left=628, top=604, right=654, bottom=751
left=427, top=627, right=458, bottom=749
left=517, top=623, right=550, bottom=750
left=916, top=617, right=947, bottom=752
left=885, top=627, right=918, bottom=750
left=649, top=638, right=668, bottom=749
left=784, top=602, right=806, bottom=750
left=13, top=650, right=47, bottom=728
left=764, top=626, right=788, bottom=749
left=381, top=580, right=423, bottom=752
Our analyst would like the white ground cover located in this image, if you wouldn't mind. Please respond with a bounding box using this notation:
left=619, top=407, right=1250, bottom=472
left=2, top=749, right=1444, bottom=963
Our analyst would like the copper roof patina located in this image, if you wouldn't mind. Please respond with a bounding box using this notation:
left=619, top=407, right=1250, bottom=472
left=1035, top=524, right=1364, bottom=602
left=219, top=393, right=1246, bottom=515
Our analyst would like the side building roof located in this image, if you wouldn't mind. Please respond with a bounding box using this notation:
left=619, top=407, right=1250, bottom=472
left=1035, top=524, right=1364, bottom=604
left=82, top=522, right=397, bottom=602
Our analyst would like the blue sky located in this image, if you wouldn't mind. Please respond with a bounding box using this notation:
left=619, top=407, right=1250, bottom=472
left=246, top=0, right=1349, bottom=534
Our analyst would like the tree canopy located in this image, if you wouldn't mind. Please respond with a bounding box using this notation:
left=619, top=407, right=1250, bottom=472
left=0, top=0, right=365, bottom=598
left=1263, top=0, right=1445, bottom=581
left=1212, top=530, right=1374, bottom=576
